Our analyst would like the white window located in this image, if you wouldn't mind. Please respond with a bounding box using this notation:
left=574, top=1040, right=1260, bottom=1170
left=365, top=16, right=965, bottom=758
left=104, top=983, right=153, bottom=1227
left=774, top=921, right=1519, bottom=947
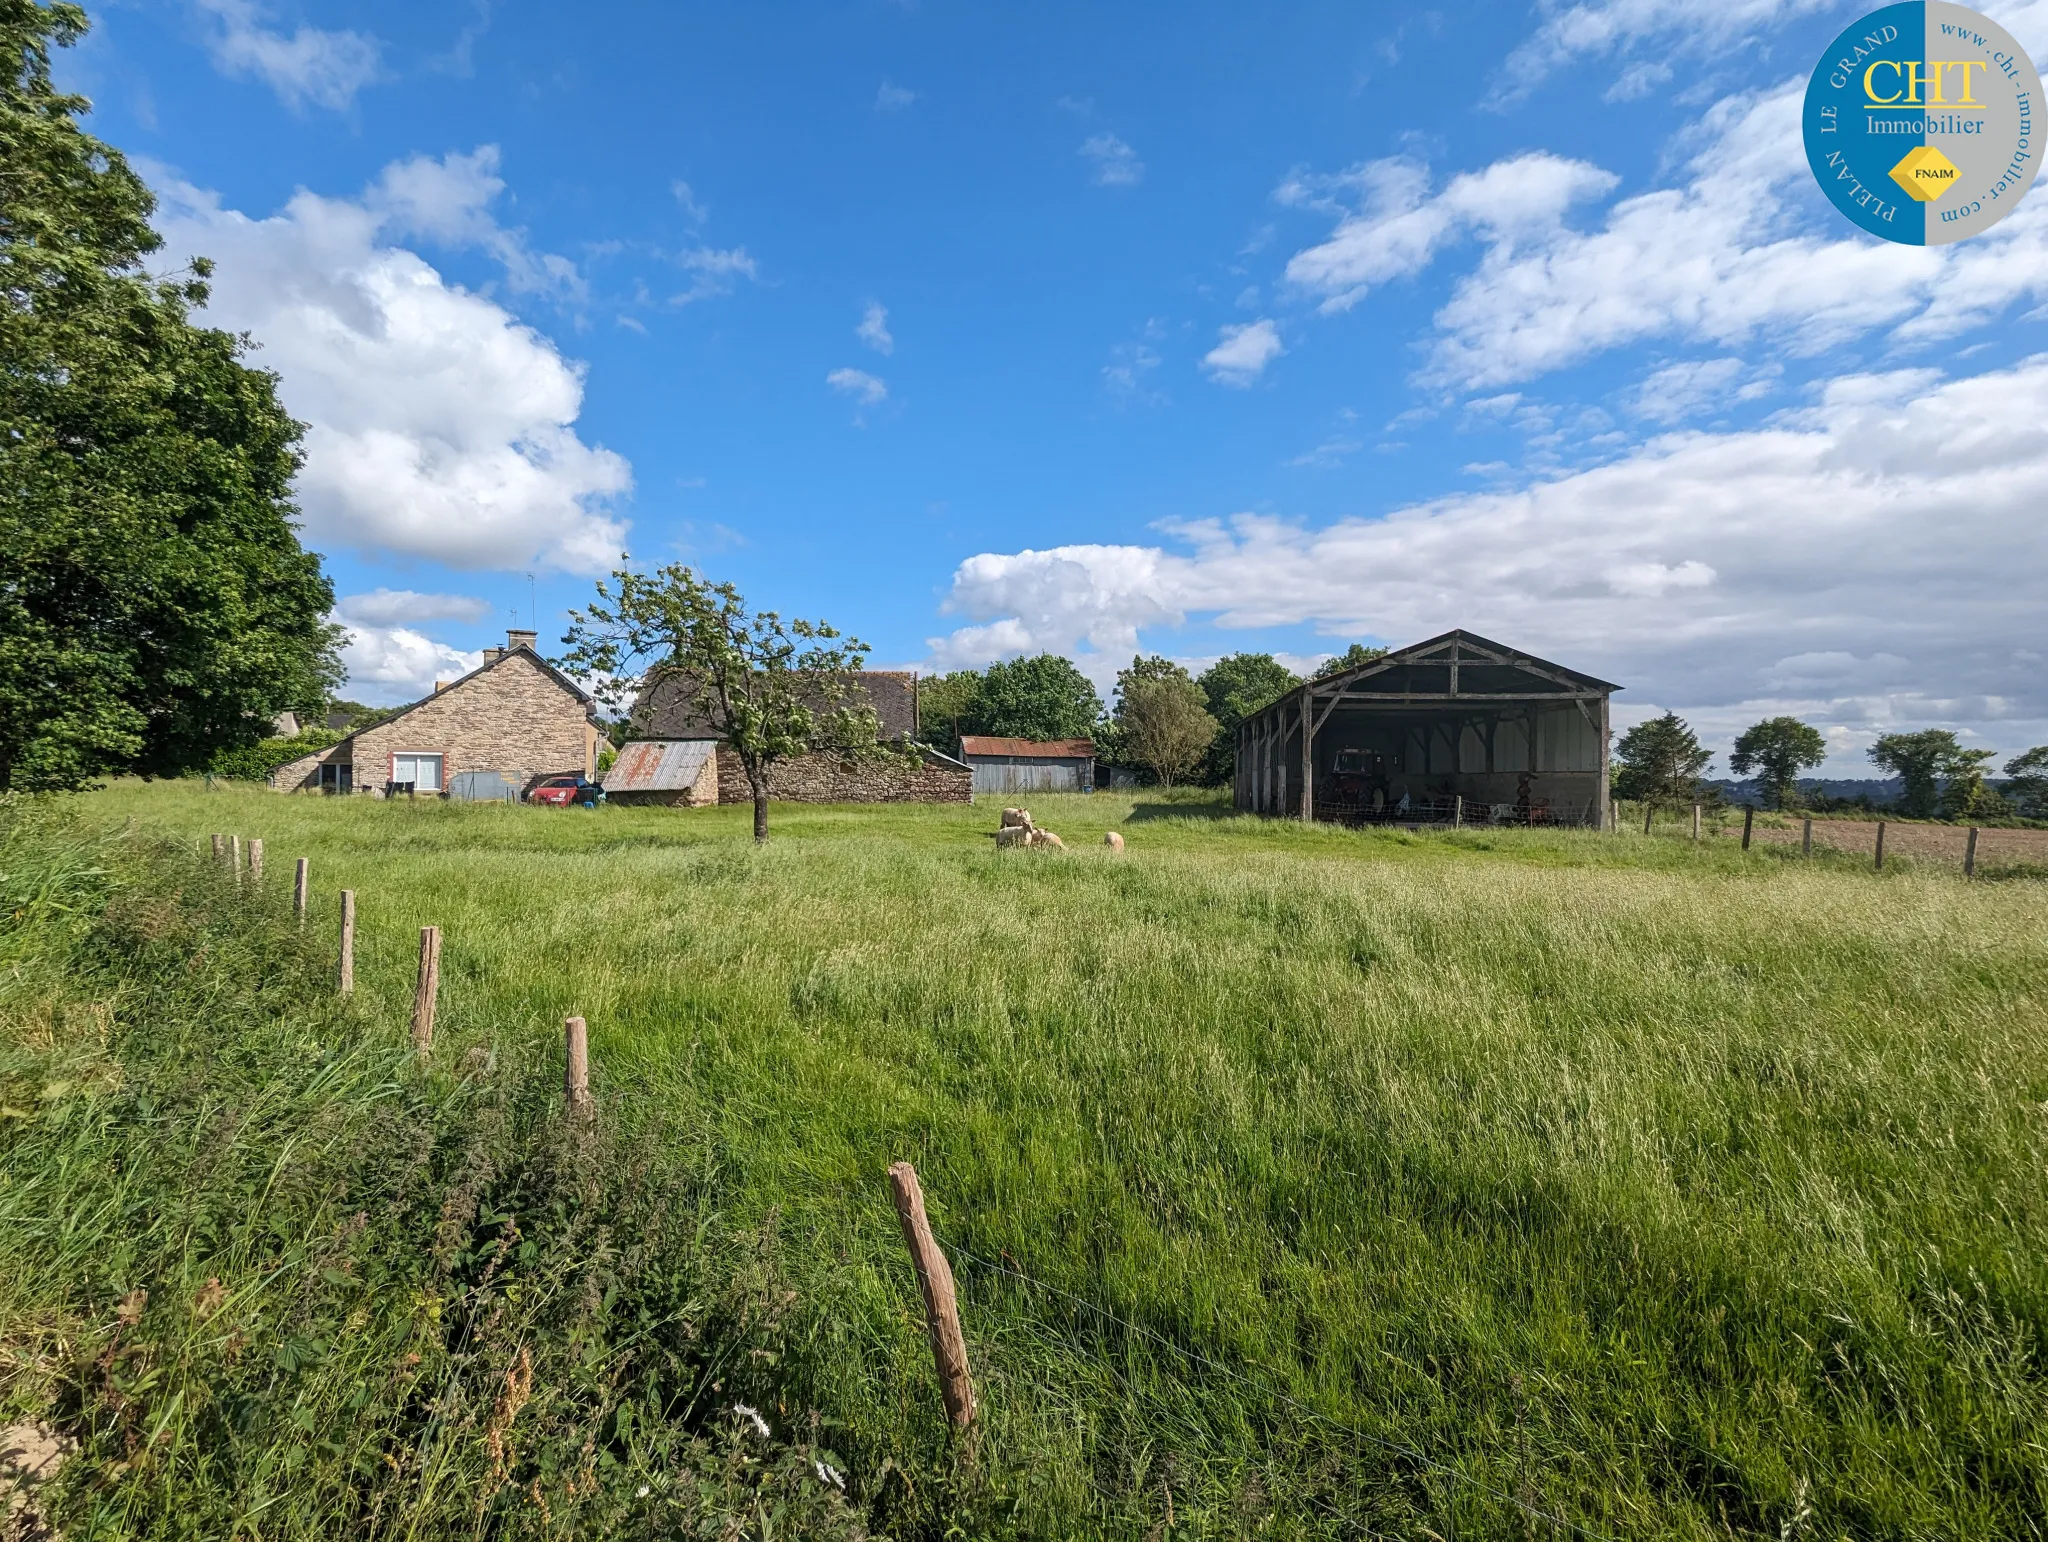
left=391, top=752, right=444, bottom=791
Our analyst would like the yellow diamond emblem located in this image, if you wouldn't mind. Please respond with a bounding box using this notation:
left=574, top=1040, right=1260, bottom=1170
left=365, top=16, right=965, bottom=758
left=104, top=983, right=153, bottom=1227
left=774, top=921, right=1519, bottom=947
left=1890, top=144, right=1961, bottom=202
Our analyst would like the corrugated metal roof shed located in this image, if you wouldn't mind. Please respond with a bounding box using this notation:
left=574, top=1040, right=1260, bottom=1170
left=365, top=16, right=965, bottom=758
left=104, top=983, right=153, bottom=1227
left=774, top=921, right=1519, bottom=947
left=957, top=737, right=1096, bottom=758
left=603, top=739, right=717, bottom=793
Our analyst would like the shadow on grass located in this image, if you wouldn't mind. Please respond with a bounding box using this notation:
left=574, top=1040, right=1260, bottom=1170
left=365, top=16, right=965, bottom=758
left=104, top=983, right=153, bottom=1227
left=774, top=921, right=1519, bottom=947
left=1123, top=796, right=1238, bottom=823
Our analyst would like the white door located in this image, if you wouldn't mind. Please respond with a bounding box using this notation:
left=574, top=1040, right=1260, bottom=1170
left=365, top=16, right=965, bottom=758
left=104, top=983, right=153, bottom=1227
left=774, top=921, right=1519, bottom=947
left=392, top=752, right=444, bottom=791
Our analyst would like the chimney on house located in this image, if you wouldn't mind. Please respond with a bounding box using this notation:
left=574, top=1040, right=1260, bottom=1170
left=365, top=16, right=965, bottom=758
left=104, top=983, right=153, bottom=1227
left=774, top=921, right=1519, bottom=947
left=481, top=646, right=504, bottom=663
left=433, top=680, right=448, bottom=694
left=506, top=629, right=538, bottom=653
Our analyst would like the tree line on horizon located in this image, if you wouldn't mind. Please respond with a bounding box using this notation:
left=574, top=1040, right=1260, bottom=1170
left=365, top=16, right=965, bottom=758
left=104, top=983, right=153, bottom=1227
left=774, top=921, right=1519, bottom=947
left=1616, top=712, right=2048, bottom=822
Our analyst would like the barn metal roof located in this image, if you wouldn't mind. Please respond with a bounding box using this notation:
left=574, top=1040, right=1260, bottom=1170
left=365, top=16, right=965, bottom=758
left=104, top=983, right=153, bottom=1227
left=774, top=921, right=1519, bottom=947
left=603, top=739, right=717, bottom=793
left=958, top=737, right=1097, bottom=759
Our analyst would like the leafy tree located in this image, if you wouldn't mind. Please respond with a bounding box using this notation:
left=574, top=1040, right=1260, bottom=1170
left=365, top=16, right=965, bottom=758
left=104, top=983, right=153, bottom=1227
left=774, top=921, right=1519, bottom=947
left=1195, top=652, right=1299, bottom=785
left=1938, top=747, right=2000, bottom=820
left=561, top=564, right=890, bottom=842
left=1867, top=730, right=1993, bottom=819
left=1729, top=717, right=1827, bottom=810
left=1313, top=643, right=1389, bottom=679
left=916, top=668, right=983, bottom=752
left=208, top=727, right=342, bottom=782
left=2004, top=746, right=2048, bottom=819
left=0, top=1, right=341, bottom=790
left=1612, top=712, right=1712, bottom=807
left=963, top=654, right=1102, bottom=742
left=1111, top=656, right=1217, bottom=787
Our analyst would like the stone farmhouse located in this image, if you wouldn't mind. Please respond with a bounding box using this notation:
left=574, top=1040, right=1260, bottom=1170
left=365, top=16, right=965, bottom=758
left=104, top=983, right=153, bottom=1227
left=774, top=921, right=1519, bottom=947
left=608, top=670, right=970, bottom=806
left=270, top=630, right=602, bottom=798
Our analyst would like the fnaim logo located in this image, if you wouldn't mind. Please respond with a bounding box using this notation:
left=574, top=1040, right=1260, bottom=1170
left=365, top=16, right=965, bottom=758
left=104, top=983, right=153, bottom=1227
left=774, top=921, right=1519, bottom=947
left=1804, top=2, right=2042, bottom=243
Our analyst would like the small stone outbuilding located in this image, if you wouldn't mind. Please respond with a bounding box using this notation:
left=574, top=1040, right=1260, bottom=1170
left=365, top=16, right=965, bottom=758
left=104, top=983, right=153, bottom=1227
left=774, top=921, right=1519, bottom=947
left=270, top=629, right=602, bottom=797
left=623, top=670, right=971, bottom=806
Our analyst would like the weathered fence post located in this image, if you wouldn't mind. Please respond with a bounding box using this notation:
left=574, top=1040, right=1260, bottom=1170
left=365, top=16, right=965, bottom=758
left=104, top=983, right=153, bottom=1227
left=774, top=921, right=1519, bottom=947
left=564, top=1016, right=592, bottom=1115
left=1802, top=817, right=1813, bottom=857
left=1691, top=805, right=1701, bottom=842
left=1964, top=825, right=1979, bottom=878
left=887, top=1161, right=975, bottom=1430
left=1609, top=801, right=1618, bottom=834
left=1643, top=803, right=1653, bottom=836
left=338, top=890, right=356, bottom=996
left=411, top=926, right=441, bottom=1051
left=1452, top=795, right=1463, bottom=830
left=231, top=835, right=243, bottom=882
left=211, top=833, right=225, bottom=861
left=248, top=838, right=264, bottom=885
left=293, top=858, right=309, bottom=921
left=1741, top=806, right=1754, bottom=851
left=1874, top=821, right=1887, bottom=873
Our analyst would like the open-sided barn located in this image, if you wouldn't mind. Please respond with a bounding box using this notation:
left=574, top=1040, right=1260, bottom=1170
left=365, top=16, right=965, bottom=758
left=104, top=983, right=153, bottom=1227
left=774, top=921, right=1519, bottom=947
left=1235, top=630, right=1618, bottom=828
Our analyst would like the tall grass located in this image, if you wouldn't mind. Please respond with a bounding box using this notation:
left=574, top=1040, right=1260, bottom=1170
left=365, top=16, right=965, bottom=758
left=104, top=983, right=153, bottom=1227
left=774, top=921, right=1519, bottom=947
left=9, top=782, right=2048, bottom=1538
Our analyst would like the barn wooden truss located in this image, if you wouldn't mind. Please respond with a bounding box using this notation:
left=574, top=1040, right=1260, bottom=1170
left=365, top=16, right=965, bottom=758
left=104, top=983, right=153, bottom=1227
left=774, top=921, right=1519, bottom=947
left=1234, top=631, right=1620, bottom=829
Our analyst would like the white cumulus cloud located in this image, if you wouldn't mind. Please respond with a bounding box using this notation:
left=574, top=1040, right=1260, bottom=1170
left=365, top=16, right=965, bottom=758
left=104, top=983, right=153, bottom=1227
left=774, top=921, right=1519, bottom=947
left=1282, top=81, right=2048, bottom=392
left=153, top=153, right=633, bottom=574
left=1202, top=319, right=1285, bottom=386
left=337, top=622, right=485, bottom=705
left=194, top=0, right=381, bottom=111
left=335, top=589, right=492, bottom=626
left=930, top=356, right=2048, bottom=762
left=1499, top=0, right=1836, bottom=100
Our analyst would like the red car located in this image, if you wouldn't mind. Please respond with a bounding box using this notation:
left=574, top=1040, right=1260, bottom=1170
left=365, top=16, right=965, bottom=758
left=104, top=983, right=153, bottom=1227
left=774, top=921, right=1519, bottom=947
left=527, top=775, right=601, bottom=807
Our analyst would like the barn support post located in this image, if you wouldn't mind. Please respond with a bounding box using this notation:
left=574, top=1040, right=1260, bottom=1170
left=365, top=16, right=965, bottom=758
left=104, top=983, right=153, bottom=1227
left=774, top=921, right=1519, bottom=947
left=1596, top=693, right=1612, bottom=833
left=1299, top=689, right=1314, bottom=822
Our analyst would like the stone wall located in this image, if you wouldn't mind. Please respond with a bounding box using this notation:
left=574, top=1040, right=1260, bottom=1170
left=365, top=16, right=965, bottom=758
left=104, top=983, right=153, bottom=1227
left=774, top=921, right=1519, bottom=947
left=713, top=746, right=971, bottom=804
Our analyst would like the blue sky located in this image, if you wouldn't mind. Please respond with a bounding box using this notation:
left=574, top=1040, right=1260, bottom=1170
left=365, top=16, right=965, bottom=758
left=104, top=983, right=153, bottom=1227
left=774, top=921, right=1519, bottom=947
left=61, top=0, right=2048, bottom=772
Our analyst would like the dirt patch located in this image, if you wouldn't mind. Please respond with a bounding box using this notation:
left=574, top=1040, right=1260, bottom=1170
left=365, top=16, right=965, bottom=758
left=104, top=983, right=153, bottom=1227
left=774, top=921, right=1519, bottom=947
left=1749, top=819, right=2048, bottom=866
left=1, top=1423, right=72, bottom=1540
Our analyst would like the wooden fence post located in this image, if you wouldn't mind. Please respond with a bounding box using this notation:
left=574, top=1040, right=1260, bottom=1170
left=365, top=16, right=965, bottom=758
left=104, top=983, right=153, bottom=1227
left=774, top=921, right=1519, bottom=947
left=338, top=890, right=356, bottom=996
left=1802, top=817, right=1813, bottom=857
left=887, top=1161, right=976, bottom=1430
left=411, top=926, right=441, bottom=1051
left=1643, top=803, right=1653, bottom=836
left=231, top=835, right=243, bottom=882
left=1452, top=795, right=1463, bottom=830
left=1609, top=801, right=1618, bottom=834
left=1964, top=825, right=1979, bottom=878
left=1691, top=805, right=1701, bottom=841
left=564, top=1016, right=591, bottom=1115
left=211, top=833, right=225, bottom=861
left=293, top=858, right=309, bottom=921
left=248, top=838, right=264, bottom=885
left=1874, top=821, right=1886, bottom=873
left=1741, top=806, right=1754, bottom=851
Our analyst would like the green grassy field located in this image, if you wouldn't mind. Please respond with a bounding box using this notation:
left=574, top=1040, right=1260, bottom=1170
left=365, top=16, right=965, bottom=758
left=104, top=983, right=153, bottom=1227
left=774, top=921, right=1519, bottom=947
left=6, top=781, right=2047, bottom=1538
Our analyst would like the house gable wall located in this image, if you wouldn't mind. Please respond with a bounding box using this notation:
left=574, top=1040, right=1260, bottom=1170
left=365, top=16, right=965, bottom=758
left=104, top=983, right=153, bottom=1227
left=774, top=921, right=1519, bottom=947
left=348, top=652, right=595, bottom=795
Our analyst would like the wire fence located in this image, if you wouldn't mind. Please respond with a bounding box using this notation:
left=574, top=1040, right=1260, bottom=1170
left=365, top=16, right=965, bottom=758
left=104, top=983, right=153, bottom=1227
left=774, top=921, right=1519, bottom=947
left=937, top=1229, right=1623, bottom=1542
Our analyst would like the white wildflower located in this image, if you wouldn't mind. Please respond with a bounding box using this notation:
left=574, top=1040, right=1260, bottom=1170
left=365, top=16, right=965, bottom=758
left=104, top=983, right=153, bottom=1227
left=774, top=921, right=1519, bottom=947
left=731, top=1402, right=770, bottom=1439
left=635, top=1484, right=650, bottom=1498
left=814, top=1459, right=845, bottom=1490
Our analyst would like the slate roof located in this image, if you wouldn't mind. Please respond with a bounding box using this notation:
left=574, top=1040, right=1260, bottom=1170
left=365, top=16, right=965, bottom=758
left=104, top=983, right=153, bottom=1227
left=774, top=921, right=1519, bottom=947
left=632, top=670, right=920, bottom=742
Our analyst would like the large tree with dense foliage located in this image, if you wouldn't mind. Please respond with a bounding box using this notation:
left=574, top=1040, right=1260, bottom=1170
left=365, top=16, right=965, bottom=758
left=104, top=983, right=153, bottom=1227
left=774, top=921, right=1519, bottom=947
left=2004, top=746, right=2048, bottom=820
left=1110, top=655, right=1216, bottom=787
left=963, top=654, right=1102, bottom=742
left=1867, top=729, right=1995, bottom=819
left=915, top=668, right=983, bottom=752
left=1195, top=652, right=1298, bottom=785
left=1313, top=642, right=1388, bottom=679
left=1729, top=716, right=1828, bottom=810
left=0, top=0, right=341, bottom=791
left=561, top=563, right=889, bottom=842
left=1612, top=712, right=1712, bottom=808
